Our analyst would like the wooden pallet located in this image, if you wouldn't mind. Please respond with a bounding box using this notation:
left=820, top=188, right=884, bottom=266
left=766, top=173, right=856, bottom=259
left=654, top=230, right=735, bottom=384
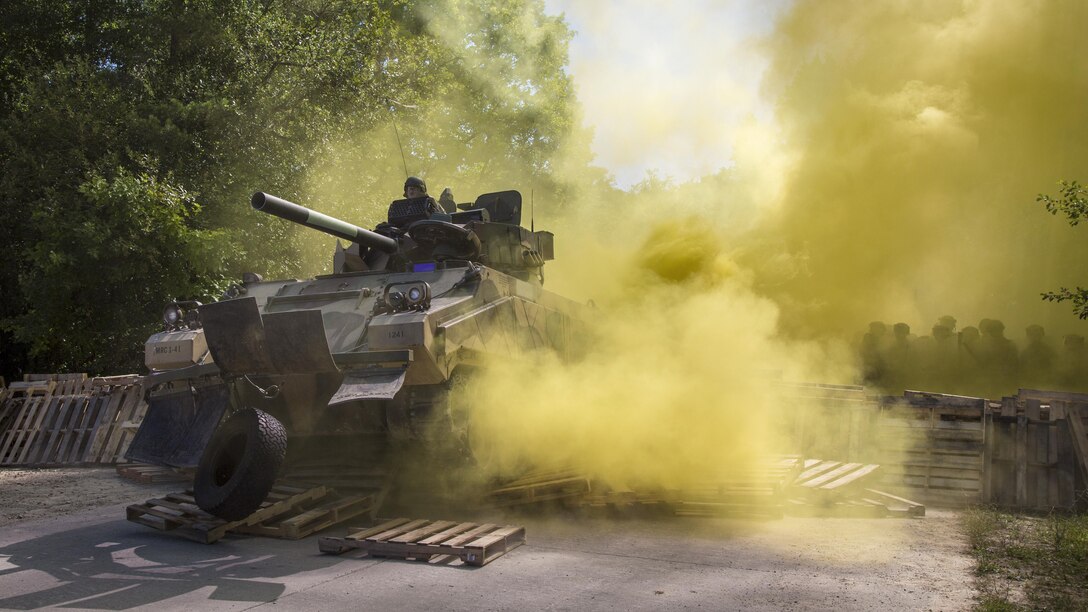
left=127, top=483, right=331, bottom=543
left=780, top=458, right=925, bottom=517
left=84, top=381, right=146, bottom=464
left=5, top=380, right=55, bottom=397
left=858, top=488, right=926, bottom=517
left=581, top=486, right=674, bottom=510
left=487, top=469, right=592, bottom=507
left=672, top=498, right=784, bottom=518
left=234, top=492, right=377, bottom=539
left=127, top=481, right=380, bottom=543
left=792, top=460, right=881, bottom=497
left=320, top=518, right=525, bottom=566
left=116, top=463, right=193, bottom=484
left=8, top=373, right=89, bottom=397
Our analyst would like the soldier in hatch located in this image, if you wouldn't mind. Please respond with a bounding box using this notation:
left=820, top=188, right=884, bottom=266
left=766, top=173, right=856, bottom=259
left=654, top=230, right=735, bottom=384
left=401, top=176, right=442, bottom=215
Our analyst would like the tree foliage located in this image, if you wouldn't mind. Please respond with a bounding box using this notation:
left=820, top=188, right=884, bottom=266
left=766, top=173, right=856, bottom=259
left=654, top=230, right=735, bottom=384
left=1037, top=180, right=1088, bottom=319
left=0, top=0, right=580, bottom=378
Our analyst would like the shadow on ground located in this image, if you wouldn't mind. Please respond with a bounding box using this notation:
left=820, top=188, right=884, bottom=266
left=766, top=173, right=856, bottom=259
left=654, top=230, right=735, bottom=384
left=0, top=519, right=344, bottom=610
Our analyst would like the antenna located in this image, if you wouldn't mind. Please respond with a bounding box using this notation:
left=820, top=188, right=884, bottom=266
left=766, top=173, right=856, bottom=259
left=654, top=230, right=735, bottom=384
left=392, top=120, right=409, bottom=180
left=531, top=189, right=535, bottom=232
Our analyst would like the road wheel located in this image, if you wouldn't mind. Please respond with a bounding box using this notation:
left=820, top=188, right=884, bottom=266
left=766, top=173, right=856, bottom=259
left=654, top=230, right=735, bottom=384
left=194, top=408, right=287, bottom=521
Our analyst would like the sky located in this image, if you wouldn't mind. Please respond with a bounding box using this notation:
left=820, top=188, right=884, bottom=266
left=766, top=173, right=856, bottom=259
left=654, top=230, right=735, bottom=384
left=543, top=0, right=790, bottom=189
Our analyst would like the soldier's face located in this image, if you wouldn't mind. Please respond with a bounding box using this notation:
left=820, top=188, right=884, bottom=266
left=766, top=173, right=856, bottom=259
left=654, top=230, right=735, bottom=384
left=405, top=185, right=424, bottom=198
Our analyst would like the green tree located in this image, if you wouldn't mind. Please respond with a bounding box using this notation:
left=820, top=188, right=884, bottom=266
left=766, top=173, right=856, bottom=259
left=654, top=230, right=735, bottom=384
left=1037, top=179, right=1088, bottom=318
left=0, top=0, right=584, bottom=378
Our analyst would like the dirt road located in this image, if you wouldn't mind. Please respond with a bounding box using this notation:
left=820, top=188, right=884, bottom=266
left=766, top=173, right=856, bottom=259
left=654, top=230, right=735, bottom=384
left=0, top=467, right=977, bottom=610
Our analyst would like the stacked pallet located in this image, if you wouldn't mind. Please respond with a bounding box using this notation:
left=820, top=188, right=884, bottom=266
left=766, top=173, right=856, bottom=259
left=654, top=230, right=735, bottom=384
left=0, top=374, right=146, bottom=466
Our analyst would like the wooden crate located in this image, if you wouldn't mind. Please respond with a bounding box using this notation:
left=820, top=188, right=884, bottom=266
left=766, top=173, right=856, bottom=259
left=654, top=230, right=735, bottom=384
left=319, top=518, right=525, bottom=566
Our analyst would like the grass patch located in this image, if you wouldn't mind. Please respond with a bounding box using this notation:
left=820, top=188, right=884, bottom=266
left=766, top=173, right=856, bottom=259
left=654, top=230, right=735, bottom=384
left=962, top=507, right=1088, bottom=611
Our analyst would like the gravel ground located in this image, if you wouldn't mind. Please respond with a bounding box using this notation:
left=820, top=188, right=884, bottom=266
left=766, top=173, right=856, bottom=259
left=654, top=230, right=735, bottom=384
left=0, top=467, right=979, bottom=610
left=0, top=466, right=183, bottom=527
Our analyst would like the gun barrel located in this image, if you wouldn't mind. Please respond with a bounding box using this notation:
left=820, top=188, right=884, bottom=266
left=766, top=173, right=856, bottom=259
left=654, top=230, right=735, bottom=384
left=251, top=192, right=398, bottom=254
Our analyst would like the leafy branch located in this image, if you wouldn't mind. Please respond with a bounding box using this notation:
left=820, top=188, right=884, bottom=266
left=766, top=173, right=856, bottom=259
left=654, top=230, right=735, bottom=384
left=1037, top=180, right=1088, bottom=225
left=1038, top=180, right=1088, bottom=318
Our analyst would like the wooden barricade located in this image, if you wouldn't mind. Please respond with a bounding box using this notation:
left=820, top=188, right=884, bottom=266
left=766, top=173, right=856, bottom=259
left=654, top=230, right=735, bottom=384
left=985, top=389, right=1088, bottom=511
left=797, top=387, right=1087, bottom=511
left=873, top=392, right=987, bottom=507
left=0, top=373, right=146, bottom=466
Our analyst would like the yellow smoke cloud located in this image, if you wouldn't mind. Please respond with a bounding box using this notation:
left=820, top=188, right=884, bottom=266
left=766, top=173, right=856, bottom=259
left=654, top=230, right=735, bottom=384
left=458, top=200, right=858, bottom=487
left=468, top=217, right=844, bottom=486
left=743, top=0, right=1088, bottom=344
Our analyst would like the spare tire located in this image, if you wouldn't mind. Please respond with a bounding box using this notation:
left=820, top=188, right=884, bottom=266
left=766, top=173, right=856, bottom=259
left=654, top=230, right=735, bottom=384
left=194, top=408, right=287, bottom=521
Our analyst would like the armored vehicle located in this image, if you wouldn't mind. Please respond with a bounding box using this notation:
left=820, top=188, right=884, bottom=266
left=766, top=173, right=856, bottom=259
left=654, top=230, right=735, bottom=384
left=127, top=190, right=585, bottom=520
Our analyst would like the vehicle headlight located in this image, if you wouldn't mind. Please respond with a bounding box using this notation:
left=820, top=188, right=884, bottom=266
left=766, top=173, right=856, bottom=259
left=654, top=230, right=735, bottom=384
left=162, top=301, right=203, bottom=330
left=163, top=304, right=184, bottom=329
left=383, top=282, right=431, bottom=312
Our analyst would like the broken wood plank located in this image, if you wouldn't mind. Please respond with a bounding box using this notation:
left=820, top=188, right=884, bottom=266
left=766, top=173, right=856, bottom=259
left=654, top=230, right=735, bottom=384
left=861, top=488, right=926, bottom=517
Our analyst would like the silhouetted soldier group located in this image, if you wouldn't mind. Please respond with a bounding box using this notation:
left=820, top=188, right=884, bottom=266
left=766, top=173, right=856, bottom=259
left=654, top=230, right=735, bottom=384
left=857, top=316, right=1087, bottom=397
